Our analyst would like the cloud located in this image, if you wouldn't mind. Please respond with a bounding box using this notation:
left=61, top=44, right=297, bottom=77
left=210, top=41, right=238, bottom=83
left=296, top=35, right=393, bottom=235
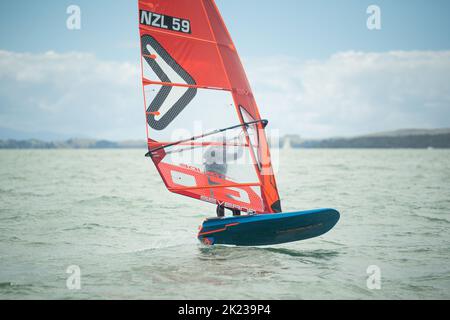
left=247, top=50, right=450, bottom=138
left=0, top=49, right=449, bottom=140
left=0, top=50, right=142, bottom=140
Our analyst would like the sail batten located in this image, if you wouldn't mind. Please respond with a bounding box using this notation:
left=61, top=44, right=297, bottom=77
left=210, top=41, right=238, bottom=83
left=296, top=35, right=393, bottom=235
left=139, top=0, right=281, bottom=214
left=142, top=79, right=229, bottom=92
left=169, top=183, right=262, bottom=192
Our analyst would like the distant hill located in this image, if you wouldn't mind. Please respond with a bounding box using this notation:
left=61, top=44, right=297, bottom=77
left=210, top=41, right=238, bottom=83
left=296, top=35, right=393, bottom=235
left=287, top=128, right=450, bottom=149
left=0, top=138, right=146, bottom=149
left=359, top=128, right=450, bottom=138
left=0, top=127, right=81, bottom=141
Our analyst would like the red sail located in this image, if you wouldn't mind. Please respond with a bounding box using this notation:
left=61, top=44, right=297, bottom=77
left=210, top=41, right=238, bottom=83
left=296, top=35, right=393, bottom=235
left=139, top=0, right=281, bottom=213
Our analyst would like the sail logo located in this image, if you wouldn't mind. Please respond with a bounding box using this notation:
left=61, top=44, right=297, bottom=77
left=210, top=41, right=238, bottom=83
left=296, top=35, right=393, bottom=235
left=140, top=10, right=191, bottom=34
left=141, top=35, right=197, bottom=130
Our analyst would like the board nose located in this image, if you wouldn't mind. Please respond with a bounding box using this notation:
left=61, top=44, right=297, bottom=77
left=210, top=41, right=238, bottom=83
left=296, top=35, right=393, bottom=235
left=326, top=208, right=340, bottom=227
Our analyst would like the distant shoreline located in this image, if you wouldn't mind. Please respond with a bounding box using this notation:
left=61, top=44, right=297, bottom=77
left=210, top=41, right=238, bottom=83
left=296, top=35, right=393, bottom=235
left=0, top=139, right=146, bottom=150
left=1, top=128, right=449, bottom=149
left=285, top=132, right=450, bottom=149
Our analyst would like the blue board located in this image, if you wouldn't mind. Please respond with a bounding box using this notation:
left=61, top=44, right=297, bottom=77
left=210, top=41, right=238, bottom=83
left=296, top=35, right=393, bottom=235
left=198, top=208, right=340, bottom=246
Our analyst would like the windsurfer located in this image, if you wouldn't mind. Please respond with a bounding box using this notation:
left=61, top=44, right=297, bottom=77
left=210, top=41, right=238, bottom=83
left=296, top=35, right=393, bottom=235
left=203, top=145, right=242, bottom=217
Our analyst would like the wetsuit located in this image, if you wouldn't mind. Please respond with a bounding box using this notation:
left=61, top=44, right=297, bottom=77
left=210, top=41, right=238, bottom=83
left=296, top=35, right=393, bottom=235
left=204, top=145, right=243, bottom=217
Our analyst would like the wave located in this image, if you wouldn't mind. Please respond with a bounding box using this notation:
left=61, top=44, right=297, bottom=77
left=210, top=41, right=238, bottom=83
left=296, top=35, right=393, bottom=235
left=410, top=213, right=450, bottom=224
left=62, top=222, right=139, bottom=232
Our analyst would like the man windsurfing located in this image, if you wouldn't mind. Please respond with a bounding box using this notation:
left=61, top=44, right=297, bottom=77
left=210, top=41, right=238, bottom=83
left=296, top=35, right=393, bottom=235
left=203, top=141, right=243, bottom=218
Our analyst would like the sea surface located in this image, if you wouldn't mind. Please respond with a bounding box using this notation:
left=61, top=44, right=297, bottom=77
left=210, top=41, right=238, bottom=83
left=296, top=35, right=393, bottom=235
left=0, top=149, right=449, bottom=299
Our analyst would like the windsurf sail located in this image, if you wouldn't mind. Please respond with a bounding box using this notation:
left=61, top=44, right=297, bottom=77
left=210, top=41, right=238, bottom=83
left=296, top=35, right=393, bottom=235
left=138, top=0, right=282, bottom=214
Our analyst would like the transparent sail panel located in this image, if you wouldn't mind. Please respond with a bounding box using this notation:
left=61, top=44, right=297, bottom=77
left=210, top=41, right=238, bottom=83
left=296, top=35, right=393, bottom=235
left=160, top=141, right=260, bottom=186
left=144, top=85, right=238, bottom=141
left=240, top=106, right=261, bottom=170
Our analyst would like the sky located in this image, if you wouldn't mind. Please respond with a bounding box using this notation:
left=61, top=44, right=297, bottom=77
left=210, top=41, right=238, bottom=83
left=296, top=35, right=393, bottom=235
left=0, top=0, right=450, bottom=140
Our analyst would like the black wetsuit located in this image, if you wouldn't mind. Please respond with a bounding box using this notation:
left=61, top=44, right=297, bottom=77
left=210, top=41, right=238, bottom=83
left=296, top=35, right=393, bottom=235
left=216, top=205, right=241, bottom=217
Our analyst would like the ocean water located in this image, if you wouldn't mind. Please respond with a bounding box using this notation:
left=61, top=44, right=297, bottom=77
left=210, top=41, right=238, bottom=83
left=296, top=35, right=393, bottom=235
left=0, top=149, right=449, bottom=300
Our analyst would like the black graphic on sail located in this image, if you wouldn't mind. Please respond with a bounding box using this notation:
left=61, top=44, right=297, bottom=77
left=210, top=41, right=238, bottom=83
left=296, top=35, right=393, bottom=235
left=141, top=35, right=197, bottom=130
